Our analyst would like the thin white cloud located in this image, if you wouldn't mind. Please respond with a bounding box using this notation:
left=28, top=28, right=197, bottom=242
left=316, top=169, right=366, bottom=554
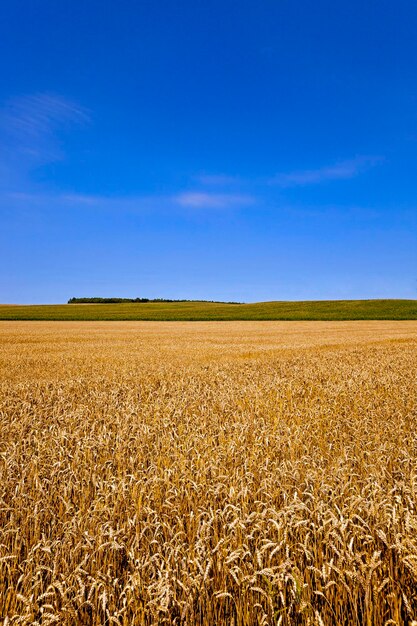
left=6, top=191, right=414, bottom=227
left=270, top=156, right=382, bottom=187
left=6, top=191, right=152, bottom=212
left=3, top=93, right=89, bottom=137
left=0, top=93, right=89, bottom=167
left=6, top=190, right=257, bottom=214
left=175, top=192, right=255, bottom=209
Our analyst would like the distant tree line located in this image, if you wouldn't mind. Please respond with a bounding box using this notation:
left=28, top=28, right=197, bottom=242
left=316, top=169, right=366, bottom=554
left=68, top=297, right=242, bottom=304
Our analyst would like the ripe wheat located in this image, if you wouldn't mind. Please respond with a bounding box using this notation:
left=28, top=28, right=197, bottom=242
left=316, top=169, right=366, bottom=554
left=1, top=321, right=416, bottom=625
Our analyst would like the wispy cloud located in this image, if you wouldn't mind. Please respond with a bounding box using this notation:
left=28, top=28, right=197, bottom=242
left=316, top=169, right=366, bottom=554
left=6, top=190, right=257, bottom=215
left=0, top=93, right=89, bottom=168
left=6, top=191, right=156, bottom=213
left=0, top=95, right=382, bottom=222
left=270, top=156, right=382, bottom=187
left=174, top=192, right=255, bottom=209
left=3, top=93, right=89, bottom=138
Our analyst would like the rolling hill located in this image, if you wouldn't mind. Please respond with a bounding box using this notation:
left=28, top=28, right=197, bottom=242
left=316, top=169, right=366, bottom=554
left=1, top=299, right=416, bottom=320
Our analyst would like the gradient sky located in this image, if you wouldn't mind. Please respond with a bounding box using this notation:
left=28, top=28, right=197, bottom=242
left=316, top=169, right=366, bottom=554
left=1, top=0, right=416, bottom=303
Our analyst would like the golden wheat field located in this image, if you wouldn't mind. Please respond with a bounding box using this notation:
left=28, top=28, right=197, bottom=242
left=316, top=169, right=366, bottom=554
left=1, top=321, right=417, bottom=626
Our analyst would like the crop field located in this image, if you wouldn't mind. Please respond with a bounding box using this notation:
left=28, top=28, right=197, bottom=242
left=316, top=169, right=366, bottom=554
left=1, top=321, right=417, bottom=625
left=1, top=299, right=417, bottom=321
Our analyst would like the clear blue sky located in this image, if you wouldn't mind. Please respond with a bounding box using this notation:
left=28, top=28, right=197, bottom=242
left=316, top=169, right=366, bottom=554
left=1, top=0, right=416, bottom=303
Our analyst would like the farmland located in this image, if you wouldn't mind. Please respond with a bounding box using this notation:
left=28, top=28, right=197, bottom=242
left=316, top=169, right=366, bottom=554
left=1, top=298, right=417, bottom=321
left=1, top=321, right=417, bottom=625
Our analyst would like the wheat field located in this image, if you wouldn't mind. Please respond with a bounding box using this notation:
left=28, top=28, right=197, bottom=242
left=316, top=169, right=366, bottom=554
left=1, top=321, right=417, bottom=625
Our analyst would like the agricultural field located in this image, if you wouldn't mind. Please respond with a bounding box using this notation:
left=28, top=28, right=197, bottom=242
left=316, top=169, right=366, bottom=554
left=1, top=321, right=417, bottom=625
left=1, top=298, right=417, bottom=321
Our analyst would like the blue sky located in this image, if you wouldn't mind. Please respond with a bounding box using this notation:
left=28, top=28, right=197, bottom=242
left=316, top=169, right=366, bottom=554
left=1, top=0, right=416, bottom=303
